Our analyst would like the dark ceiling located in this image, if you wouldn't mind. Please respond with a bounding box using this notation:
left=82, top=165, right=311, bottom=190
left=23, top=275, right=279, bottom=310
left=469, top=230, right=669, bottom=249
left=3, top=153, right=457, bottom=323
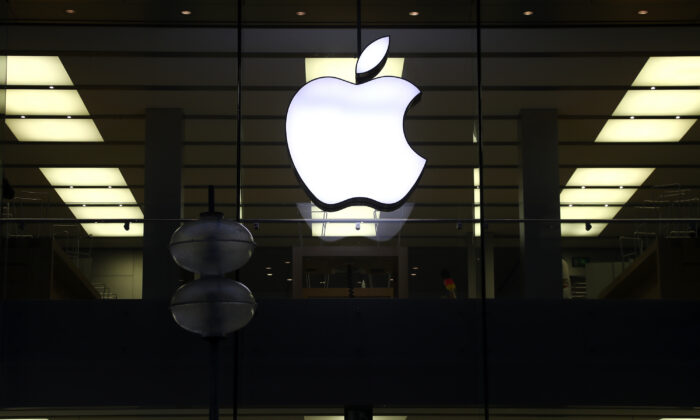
left=1, top=2, right=699, bottom=247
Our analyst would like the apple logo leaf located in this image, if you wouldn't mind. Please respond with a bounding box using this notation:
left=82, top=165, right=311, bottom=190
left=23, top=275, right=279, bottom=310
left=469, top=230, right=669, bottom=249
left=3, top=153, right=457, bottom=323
left=355, top=36, right=390, bottom=84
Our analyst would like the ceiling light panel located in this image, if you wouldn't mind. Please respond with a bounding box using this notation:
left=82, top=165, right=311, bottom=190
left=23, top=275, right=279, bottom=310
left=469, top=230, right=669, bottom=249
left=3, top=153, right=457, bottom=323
left=5, top=118, right=103, bottom=142
left=40, top=168, right=141, bottom=237
left=560, top=206, right=622, bottom=238
left=305, top=57, right=404, bottom=83
left=82, top=222, right=144, bottom=237
left=612, top=90, right=700, bottom=116
left=561, top=223, right=607, bottom=237
left=560, top=188, right=636, bottom=205
left=6, top=89, right=90, bottom=116
left=632, top=56, right=700, bottom=86
left=69, top=205, right=143, bottom=220
left=6, top=56, right=73, bottom=85
left=311, top=205, right=378, bottom=237
left=5, top=55, right=103, bottom=142
left=560, top=205, right=622, bottom=220
left=595, top=118, right=696, bottom=142
left=55, top=188, right=137, bottom=204
left=565, top=168, right=654, bottom=187
left=70, top=206, right=144, bottom=237
left=40, top=168, right=128, bottom=187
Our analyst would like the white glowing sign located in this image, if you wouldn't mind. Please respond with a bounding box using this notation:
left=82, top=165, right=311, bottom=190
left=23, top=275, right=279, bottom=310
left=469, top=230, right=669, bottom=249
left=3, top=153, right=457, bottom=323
left=286, top=37, right=426, bottom=210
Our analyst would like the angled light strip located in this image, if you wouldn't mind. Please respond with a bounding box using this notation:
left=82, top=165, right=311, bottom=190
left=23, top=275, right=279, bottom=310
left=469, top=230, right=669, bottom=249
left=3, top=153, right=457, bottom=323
left=305, top=57, right=404, bottom=83
left=7, top=56, right=73, bottom=85
left=632, top=56, right=700, bottom=86
left=596, top=56, right=700, bottom=143
left=596, top=119, right=696, bottom=142
left=560, top=168, right=653, bottom=237
left=5, top=119, right=103, bottom=142
left=40, top=167, right=128, bottom=186
left=40, top=168, right=142, bottom=237
left=4, top=56, right=103, bottom=142
left=612, top=90, right=700, bottom=116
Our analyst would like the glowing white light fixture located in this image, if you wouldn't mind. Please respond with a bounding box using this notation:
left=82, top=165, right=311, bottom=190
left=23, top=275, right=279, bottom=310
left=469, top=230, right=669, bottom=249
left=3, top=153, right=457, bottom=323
left=305, top=58, right=404, bottom=83
left=595, top=118, right=696, bottom=142
left=632, top=57, right=700, bottom=86
left=311, top=205, right=378, bottom=237
left=5, top=56, right=103, bottom=142
left=596, top=56, right=700, bottom=143
left=560, top=168, right=653, bottom=237
left=560, top=188, right=635, bottom=205
left=5, top=119, right=103, bottom=142
left=290, top=37, right=424, bottom=210
left=55, top=188, right=137, bottom=204
left=69, top=206, right=144, bottom=237
left=565, top=167, right=654, bottom=187
left=612, top=90, right=700, bottom=117
left=40, top=167, right=128, bottom=186
left=298, top=202, right=413, bottom=241
left=6, top=56, right=73, bottom=85
left=40, top=168, right=141, bottom=237
left=80, top=220, right=144, bottom=237
left=473, top=167, right=481, bottom=237
left=6, top=89, right=89, bottom=116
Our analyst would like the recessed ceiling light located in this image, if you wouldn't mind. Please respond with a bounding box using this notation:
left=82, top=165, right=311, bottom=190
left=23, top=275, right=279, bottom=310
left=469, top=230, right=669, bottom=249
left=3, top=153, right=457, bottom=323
left=65, top=9, right=75, bottom=14
left=637, top=9, right=649, bottom=15
left=410, top=273, right=416, bottom=276
left=408, top=11, right=419, bottom=16
left=523, top=10, right=534, bottom=16
left=650, top=86, right=656, bottom=90
left=180, top=10, right=192, bottom=15
left=265, top=266, right=272, bottom=270
left=284, top=260, right=291, bottom=264
left=411, top=266, right=419, bottom=270
left=266, top=273, right=273, bottom=277
left=296, top=11, right=306, bottom=16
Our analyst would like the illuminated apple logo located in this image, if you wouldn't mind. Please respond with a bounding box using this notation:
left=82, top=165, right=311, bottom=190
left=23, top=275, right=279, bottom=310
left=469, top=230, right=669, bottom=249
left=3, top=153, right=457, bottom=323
left=286, top=36, right=426, bottom=211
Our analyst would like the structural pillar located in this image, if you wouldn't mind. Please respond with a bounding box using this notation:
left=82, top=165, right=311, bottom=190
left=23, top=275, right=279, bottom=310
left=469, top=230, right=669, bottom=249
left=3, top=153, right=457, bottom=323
left=143, top=108, right=184, bottom=299
left=518, top=109, right=562, bottom=298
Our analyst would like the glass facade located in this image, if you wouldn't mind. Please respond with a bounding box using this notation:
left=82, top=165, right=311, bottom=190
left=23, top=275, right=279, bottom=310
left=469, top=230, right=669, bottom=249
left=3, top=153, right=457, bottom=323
left=0, top=0, right=699, bottom=418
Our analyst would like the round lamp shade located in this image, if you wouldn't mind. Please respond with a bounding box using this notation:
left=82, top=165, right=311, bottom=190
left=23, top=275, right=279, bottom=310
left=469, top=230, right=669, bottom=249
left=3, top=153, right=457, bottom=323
left=170, top=215, right=255, bottom=275
left=170, top=277, right=256, bottom=337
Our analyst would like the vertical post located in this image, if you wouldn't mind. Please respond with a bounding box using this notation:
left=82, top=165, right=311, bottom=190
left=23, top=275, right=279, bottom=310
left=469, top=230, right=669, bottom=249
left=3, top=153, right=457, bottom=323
left=143, top=108, right=183, bottom=299
left=518, top=109, right=562, bottom=298
left=233, top=2, right=243, bottom=419
left=209, top=337, right=220, bottom=420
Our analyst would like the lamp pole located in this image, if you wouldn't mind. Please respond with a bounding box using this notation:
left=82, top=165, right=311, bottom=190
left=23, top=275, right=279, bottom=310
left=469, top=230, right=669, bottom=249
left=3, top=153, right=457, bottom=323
left=168, top=187, right=256, bottom=420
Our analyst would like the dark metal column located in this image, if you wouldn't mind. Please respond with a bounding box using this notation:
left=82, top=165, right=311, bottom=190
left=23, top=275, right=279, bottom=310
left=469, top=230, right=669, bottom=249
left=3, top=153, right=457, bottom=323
left=518, top=109, right=562, bottom=298
left=142, top=108, right=183, bottom=299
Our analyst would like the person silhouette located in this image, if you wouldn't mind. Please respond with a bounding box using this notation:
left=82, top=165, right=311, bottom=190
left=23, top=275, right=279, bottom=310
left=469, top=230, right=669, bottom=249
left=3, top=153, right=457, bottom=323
left=441, top=269, right=457, bottom=299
